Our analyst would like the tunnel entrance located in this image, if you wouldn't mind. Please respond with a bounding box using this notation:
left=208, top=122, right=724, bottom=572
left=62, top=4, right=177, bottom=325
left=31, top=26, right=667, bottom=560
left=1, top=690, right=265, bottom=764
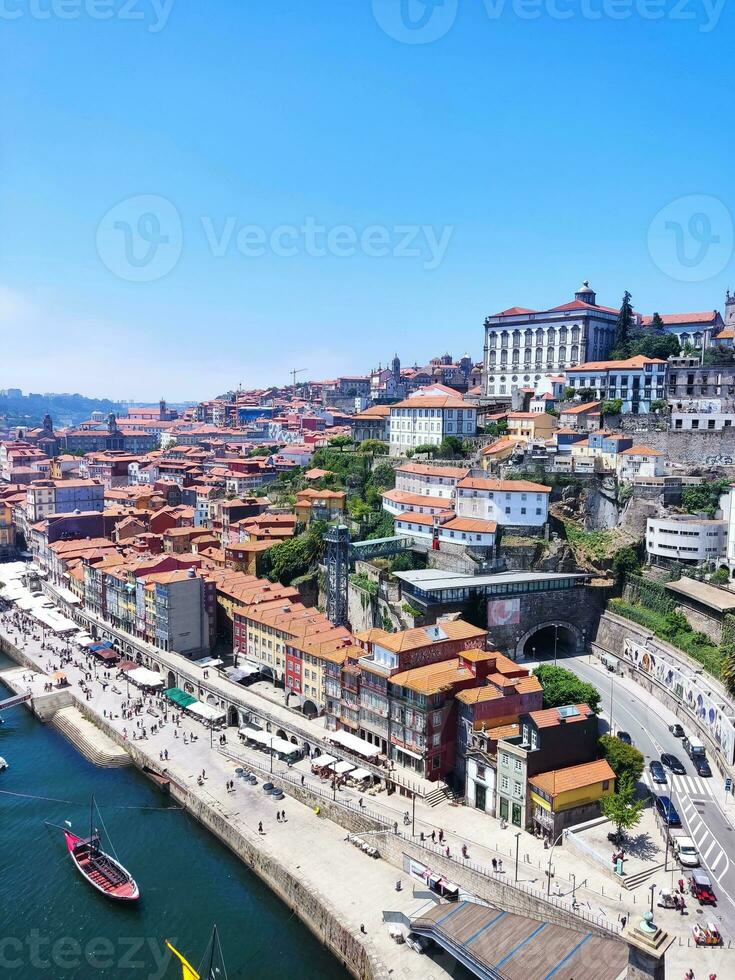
left=521, top=624, right=579, bottom=661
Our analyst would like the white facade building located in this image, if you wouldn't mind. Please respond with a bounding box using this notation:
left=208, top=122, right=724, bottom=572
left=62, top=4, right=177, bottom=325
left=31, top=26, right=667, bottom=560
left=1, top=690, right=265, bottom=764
left=455, top=477, right=550, bottom=528
left=388, top=387, right=477, bottom=456
left=566, top=355, right=667, bottom=413
left=393, top=462, right=470, bottom=499
left=647, top=516, right=726, bottom=564
left=394, top=512, right=497, bottom=548
left=483, top=282, right=619, bottom=400
left=616, top=446, right=666, bottom=483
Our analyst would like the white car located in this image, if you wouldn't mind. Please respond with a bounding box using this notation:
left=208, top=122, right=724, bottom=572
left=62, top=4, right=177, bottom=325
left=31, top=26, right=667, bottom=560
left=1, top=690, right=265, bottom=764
left=676, top=837, right=700, bottom=868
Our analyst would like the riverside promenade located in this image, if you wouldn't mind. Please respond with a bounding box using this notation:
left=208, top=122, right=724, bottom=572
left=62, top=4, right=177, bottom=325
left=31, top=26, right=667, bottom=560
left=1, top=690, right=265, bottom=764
left=1, top=607, right=732, bottom=978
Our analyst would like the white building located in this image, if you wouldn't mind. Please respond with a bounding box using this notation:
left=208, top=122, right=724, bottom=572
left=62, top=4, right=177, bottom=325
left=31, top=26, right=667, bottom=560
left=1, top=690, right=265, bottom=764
left=455, top=476, right=550, bottom=528
left=388, top=386, right=477, bottom=456
left=566, top=355, right=667, bottom=413
left=394, top=512, right=497, bottom=549
left=483, top=282, right=619, bottom=400
left=393, top=462, right=470, bottom=500
left=671, top=410, right=735, bottom=432
left=616, top=446, right=666, bottom=483
left=647, top=516, right=726, bottom=565
left=381, top=489, right=452, bottom=517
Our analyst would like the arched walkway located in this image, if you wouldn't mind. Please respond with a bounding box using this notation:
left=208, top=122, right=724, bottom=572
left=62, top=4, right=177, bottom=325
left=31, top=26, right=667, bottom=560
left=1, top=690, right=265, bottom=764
left=227, top=706, right=239, bottom=727
left=276, top=728, right=287, bottom=740
left=167, top=670, right=176, bottom=689
left=517, top=622, right=582, bottom=660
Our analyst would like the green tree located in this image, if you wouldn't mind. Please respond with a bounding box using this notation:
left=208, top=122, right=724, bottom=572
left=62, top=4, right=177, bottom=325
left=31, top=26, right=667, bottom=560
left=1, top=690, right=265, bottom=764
left=328, top=435, right=353, bottom=450
left=564, top=386, right=576, bottom=400
left=438, top=435, right=468, bottom=458
left=534, top=665, right=601, bottom=713
left=412, top=443, right=438, bottom=456
left=599, top=778, right=645, bottom=845
left=599, top=733, right=644, bottom=785
left=602, top=399, right=623, bottom=416
left=650, top=399, right=668, bottom=414
left=359, top=438, right=388, bottom=455
left=484, top=419, right=508, bottom=437
left=614, top=290, right=634, bottom=352
left=710, top=567, right=730, bottom=585
left=612, top=546, right=640, bottom=580
left=577, top=387, right=595, bottom=403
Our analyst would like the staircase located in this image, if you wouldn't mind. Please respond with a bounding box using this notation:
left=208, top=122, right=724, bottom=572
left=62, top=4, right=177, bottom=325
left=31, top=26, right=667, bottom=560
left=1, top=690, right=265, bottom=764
left=52, top=707, right=131, bottom=768
left=621, top=862, right=665, bottom=890
left=424, top=783, right=456, bottom=808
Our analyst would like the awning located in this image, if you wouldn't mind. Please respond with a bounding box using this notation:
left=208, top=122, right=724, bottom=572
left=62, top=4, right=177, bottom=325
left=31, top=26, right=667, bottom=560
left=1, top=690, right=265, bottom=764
left=117, top=660, right=138, bottom=671
left=329, top=760, right=355, bottom=775
left=188, top=701, right=226, bottom=724
left=89, top=641, right=114, bottom=653
left=94, top=648, right=119, bottom=662
left=312, top=753, right=337, bottom=767
left=349, top=767, right=372, bottom=782
left=240, top=727, right=270, bottom=746
left=326, top=730, right=380, bottom=760
left=194, top=656, right=224, bottom=668
left=164, top=687, right=197, bottom=709
left=225, top=664, right=260, bottom=681
left=270, top=737, right=299, bottom=755
left=127, top=667, right=164, bottom=688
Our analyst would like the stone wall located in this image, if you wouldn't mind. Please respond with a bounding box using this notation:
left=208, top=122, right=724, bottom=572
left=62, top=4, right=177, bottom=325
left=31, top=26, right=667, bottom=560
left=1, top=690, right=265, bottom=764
left=612, top=426, right=735, bottom=466
left=379, top=833, right=621, bottom=940
left=593, top=611, right=735, bottom=780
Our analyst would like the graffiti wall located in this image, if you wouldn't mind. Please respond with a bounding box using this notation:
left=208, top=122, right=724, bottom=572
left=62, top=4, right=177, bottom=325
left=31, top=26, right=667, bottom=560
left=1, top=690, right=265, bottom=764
left=624, top=638, right=735, bottom=765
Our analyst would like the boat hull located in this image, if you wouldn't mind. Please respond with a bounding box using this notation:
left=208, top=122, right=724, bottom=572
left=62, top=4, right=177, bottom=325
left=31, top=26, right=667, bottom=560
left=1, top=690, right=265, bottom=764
left=64, top=832, right=140, bottom=902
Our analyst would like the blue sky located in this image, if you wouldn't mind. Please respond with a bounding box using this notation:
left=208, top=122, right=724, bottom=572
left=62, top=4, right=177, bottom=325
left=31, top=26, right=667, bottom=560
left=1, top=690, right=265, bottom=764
left=1, top=0, right=733, bottom=400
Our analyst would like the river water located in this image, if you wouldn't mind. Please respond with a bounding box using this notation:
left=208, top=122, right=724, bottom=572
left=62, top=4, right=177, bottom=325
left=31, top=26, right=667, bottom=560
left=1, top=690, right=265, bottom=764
left=0, top=651, right=347, bottom=980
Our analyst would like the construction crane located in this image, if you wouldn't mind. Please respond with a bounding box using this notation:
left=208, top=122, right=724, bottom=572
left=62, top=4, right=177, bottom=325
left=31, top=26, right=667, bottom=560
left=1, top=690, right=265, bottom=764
left=291, top=368, right=307, bottom=388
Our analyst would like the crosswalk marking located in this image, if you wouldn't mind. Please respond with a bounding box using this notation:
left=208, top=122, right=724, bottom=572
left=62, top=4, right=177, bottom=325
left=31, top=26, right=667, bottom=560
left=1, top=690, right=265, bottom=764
left=702, top=840, right=716, bottom=861
left=710, top=851, right=725, bottom=872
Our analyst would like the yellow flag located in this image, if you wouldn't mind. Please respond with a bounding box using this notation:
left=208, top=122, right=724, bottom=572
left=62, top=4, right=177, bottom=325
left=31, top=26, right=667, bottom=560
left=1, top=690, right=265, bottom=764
left=165, top=941, right=200, bottom=980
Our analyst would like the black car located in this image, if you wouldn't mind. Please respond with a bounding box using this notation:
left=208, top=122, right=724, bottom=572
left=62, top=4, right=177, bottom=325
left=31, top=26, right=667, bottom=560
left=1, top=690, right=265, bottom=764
left=617, top=731, right=632, bottom=745
left=660, top=753, right=686, bottom=775
left=694, top=757, right=712, bottom=777
left=669, top=723, right=685, bottom=738
left=649, top=760, right=667, bottom=784
left=655, top=795, right=681, bottom=827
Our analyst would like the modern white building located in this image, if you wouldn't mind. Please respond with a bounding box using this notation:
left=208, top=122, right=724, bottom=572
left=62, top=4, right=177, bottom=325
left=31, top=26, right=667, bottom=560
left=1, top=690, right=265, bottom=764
left=646, top=516, right=726, bottom=566
left=483, top=282, right=619, bottom=400
left=455, top=476, right=550, bottom=528
left=671, top=410, right=735, bottom=432
left=566, top=356, right=667, bottom=413
left=388, top=386, right=477, bottom=456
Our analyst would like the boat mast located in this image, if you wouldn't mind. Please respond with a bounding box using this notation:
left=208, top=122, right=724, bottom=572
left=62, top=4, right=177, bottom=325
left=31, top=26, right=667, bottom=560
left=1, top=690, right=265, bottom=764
left=89, top=794, right=95, bottom=852
left=207, top=924, right=217, bottom=980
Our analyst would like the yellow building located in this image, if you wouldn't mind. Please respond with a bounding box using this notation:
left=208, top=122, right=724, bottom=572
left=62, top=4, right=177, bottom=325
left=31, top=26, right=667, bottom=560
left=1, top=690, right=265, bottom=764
left=506, top=412, right=557, bottom=443
left=480, top=437, right=519, bottom=472
left=528, top=758, right=615, bottom=837
left=0, top=500, right=14, bottom=556
left=294, top=488, right=346, bottom=524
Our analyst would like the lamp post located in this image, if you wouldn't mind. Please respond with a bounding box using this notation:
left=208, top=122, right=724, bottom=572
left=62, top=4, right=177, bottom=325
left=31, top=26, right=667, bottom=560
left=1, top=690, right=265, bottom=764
left=514, top=831, right=521, bottom=883
left=610, top=668, right=616, bottom=736
left=649, top=883, right=656, bottom=915
left=412, top=791, right=416, bottom=836
left=546, top=830, right=566, bottom=896
left=553, top=624, right=559, bottom=667
left=571, top=872, right=576, bottom=902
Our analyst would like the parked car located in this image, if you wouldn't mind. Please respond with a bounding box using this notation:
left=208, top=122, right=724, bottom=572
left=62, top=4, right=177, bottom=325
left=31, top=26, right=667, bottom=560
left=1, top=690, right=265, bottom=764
left=616, top=731, right=632, bottom=745
left=669, top=723, right=685, bottom=738
left=694, top=757, right=712, bottom=777
left=649, top=760, right=667, bottom=784
left=689, top=872, right=717, bottom=906
left=675, top=838, right=701, bottom=868
left=661, top=753, right=686, bottom=775
left=655, top=796, right=681, bottom=827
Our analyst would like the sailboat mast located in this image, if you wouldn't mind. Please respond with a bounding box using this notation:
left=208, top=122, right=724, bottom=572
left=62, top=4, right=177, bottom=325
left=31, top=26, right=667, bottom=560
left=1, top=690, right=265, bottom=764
left=89, top=794, right=95, bottom=852
left=207, top=925, right=218, bottom=980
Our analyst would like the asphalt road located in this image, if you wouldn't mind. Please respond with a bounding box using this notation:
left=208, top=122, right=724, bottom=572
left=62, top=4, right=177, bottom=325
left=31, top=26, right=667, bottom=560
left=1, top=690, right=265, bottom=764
left=560, top=653, right=735, bottom=935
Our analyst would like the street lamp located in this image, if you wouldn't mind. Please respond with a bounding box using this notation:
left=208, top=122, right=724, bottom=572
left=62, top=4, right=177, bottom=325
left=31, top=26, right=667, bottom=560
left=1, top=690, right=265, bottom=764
left=553, top=624, right=559, bottom=667
left=546, top=830, right=566, bottom=896
left=514, top=831, right=521, bottom=883
left=649, top=883, right=656, bottom=915
left=412, top=791, right=416, bottom=836
left=571, top=872, right=576, bottom=902
left=610, top=669, right=616, bottom=736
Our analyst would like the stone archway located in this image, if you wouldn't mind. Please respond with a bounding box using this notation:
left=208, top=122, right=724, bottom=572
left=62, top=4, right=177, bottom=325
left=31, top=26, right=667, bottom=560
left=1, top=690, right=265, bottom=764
left=167, top=670, right=176, bottom=689
left=516, top=621, right=583, bottom=660
left=276, top=728, right=287, bottom=740
left=227, top=706, right=239, bottom=727
left=301, top=699, right=318, bottom=720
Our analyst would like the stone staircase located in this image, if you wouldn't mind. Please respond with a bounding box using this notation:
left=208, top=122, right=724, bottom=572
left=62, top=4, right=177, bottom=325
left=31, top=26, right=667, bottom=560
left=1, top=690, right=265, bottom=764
left=621, top=862, right=665, bottom=890
left=51, top=707, right=131, bottom=768
left=424, top=784, right=456, bottom=808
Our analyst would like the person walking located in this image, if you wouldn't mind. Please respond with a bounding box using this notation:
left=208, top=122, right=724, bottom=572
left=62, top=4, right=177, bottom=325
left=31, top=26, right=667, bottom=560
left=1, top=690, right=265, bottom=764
left=258, top=822, right=263, bottom=834
left=492, top=858, right=498, bottom=872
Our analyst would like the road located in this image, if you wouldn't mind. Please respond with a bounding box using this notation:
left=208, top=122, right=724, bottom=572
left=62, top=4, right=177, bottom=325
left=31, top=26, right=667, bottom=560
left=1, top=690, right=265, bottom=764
left=561, top=652, right=735, bottom=934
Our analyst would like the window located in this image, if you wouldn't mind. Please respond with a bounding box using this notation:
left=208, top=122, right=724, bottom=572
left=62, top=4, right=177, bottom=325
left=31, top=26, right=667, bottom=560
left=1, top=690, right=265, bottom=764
left=500, top=752, right=509, bottom=767
left=501, top=775, right=509, bottom=791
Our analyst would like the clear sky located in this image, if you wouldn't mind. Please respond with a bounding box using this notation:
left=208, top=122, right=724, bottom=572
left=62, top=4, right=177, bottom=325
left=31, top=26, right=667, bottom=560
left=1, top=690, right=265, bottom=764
left=1, top=0, right=733, bottom=400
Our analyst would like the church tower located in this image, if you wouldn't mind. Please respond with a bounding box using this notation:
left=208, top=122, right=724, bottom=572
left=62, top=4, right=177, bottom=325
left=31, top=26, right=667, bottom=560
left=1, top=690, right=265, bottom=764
left=726, top=289, right=735, bottom=329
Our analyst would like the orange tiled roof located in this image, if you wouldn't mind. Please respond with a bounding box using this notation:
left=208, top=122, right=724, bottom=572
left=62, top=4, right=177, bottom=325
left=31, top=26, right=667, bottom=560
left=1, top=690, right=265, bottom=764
left=529, top=759, right=615, bottom=798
